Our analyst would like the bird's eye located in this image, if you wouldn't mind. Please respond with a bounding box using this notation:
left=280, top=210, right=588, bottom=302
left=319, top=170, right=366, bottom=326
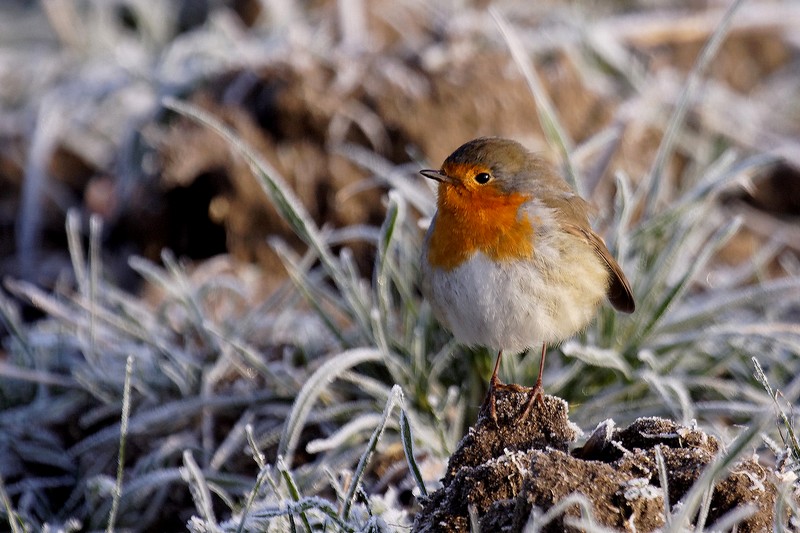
left=474, top=172, right=491, bottom=184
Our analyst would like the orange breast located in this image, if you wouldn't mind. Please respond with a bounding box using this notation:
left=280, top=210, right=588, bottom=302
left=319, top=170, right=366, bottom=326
left=427, top=184, right=535, bottom=270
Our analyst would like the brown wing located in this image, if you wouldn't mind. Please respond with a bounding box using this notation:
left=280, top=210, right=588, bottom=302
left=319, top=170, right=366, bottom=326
left=565, top=224, right=635, bottom=314
left=532, top=171, right=635, bottom=313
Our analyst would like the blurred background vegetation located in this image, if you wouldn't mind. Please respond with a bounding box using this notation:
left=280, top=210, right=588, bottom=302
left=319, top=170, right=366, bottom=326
left=1, top=0, right=799, bottom=530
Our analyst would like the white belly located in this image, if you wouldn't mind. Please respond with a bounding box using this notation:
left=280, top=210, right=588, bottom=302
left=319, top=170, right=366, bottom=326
left=422, top=249, right=609, bottom=353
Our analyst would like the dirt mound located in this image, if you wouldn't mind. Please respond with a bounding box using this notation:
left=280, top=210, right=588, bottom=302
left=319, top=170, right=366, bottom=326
left=413, top=391, right=788, bottom=532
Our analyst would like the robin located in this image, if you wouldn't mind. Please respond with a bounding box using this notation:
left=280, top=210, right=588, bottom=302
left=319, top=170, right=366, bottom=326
left=420, top=137, right=635, bottom=421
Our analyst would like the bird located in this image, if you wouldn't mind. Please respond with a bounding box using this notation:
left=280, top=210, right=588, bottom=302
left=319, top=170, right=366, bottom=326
left=419, top=137, right=635, bottom=421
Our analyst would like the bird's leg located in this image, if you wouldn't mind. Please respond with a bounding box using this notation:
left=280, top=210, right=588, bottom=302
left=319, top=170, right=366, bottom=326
left=533, top=342, right=547, bottom=394
left=487, top=349, right=504, bottom=423
left=521, top=343, right=547, bottom=418
left=487, top=349, right=530, bottom=422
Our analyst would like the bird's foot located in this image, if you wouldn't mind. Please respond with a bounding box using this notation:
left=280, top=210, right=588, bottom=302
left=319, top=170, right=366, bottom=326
left=487, top=377, right=530, bottom=424
left=520, top=383, right=545, bottom=420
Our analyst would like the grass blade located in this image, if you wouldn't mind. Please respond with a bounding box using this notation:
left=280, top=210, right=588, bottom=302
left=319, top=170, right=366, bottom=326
left=277, top=348, right=383, bottom=468
left=106, top=355, right=134, bottom=533
left=341, top=384, right=403, bottom=521
left=277, top=457, right=312, bottom=533
left=181, top=451, right=218, bottom=529
left=400, top=409, right=427, bottom=498
left=640, top=0, right=746, bottom=217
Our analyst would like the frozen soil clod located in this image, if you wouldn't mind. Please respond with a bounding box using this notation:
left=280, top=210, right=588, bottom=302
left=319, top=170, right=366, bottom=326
left=413, top=389, right=789, bottom=532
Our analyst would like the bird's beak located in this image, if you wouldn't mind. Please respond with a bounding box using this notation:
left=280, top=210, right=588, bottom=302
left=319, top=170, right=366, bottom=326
left=420, top=169, right=453, bottom=184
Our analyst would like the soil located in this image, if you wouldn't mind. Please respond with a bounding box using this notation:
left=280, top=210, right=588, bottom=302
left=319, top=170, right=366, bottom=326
left=413, top=390, right=790, bottom=532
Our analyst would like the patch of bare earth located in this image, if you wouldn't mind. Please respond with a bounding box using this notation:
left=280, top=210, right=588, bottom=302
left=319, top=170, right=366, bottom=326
left=413, top=392, right=790, bottom=532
